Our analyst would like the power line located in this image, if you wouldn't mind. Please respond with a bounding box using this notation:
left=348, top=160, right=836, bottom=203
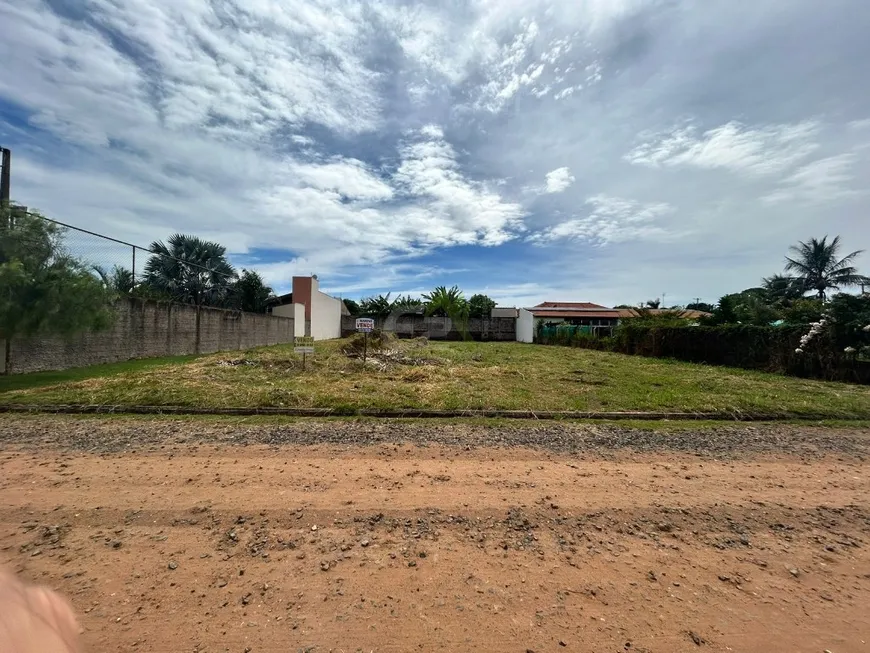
left=3, top=206, right=236, bottom=280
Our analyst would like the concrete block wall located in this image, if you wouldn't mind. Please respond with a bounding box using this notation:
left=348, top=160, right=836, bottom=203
left=3, top=297, right=295, bottom=375
left=340, top=315, right=517, bottom=341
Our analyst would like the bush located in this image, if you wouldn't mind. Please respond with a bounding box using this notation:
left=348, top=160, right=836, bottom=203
left=539, top=321, right=869, bottom=384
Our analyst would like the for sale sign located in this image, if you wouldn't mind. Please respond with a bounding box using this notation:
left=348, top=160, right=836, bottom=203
left=355, top=318, right=375, bottom=332
left=294, top=335, right=315, bottom=354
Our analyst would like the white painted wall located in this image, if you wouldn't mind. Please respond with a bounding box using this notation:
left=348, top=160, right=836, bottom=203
left=516, top=308, right=534, bottom=343
left=310, top=289, right=342, bottom=340
left=273, top=303, right=306, bottom=337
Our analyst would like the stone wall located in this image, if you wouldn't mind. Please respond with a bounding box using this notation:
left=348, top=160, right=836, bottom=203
left=340, top=315, right=516, bottom=341
left=1, top=297, right=295, bottom=374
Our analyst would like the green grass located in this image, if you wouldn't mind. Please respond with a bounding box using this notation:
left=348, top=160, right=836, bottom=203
left=0, top=354, right=201, bottom=393
left=1, top=339, right=869, bottom=418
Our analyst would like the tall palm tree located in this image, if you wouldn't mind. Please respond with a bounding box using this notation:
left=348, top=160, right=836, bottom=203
left=784, top=236, right=868, bottom=301
left=144, top=234, right=236, bottom=307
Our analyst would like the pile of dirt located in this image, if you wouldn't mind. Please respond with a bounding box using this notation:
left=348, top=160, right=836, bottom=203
left=340, top=330, right=399, bottom=356
left=340, top=332, right=439, bottom=370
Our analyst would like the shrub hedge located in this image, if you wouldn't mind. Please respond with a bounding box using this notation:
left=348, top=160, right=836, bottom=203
left=538, top=323, right=870, bottom=384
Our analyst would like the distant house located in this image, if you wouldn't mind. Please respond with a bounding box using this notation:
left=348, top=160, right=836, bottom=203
left=527, top=301, right=710, bottom=335
left=613, top=308, right=711, bottom=320
left=267, top=276, right=344, bottom=340
left=528, top=302, right=621, bottom=329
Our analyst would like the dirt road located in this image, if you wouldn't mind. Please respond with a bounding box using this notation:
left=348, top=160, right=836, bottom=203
left=2, top=417, right=869, bottom=652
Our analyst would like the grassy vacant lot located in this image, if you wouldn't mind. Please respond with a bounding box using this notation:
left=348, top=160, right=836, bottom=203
left=2, top=337, right=869, bottom=418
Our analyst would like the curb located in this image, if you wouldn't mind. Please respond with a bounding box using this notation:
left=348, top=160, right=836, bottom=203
left=0, top=404, right=852, bottom=421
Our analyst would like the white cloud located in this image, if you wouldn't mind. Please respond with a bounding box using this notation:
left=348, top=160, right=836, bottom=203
left=2, top=0, right=869, bottom=307
left=290, top=158, right=394, bottom=201
left=544, top=167, right=575, bottom=193
left=393, top=130, right=526, bottom=246
left=529, top=195, right=674, bottom=245
left=625, top=121, right=820, bottom=175
left=763, top=154, right=860, bottom=204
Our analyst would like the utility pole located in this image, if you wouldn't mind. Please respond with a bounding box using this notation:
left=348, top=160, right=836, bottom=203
left=0, top=147, right=10, bottom=206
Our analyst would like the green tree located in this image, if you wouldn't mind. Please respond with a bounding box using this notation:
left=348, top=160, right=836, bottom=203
left=392, top=294, right=424, bottom=314
left=645, top=298, right=661, bottom=309
left=143, top=234, right=236, bottom=307
left=762, top=274, right=804, bottom=304
left=423, top=285, right=468, bottom=318
left=784, top=236, right=868, bottom=301
left=827, top=293, right=870, bottom=350
left=423, top=285, right=470, bottom=338
left=93, top=265, right=135, bottom=296
left=468, top=293, right=496, bottom=319
left=342, top=299, right=361, bottom=316
left=359, top=293, right=393, bottom=320
left=781, top=298, right=824, bottom=325
left=231, top=269, right=274, bottom=313
left=685, top=301, right=715, bottom=313
left=1, top=207, right=115, bottom=372
left=703, top=289, right=781, bottom=326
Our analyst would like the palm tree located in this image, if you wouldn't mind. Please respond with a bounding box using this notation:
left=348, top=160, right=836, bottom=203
left=391, top=294, right=424, bottom=314
left=143, top=234, right=236, bottom=307
left=359, top=293, right=394, bottom=321
left=422, top=285, right=468, bottom=319
left=423, top=285, right=470, bottom=339
left=784, top=236, right=868, bottom=301
left=93, top=265, right=135, bottom=296
left=761, top=274, right=804, bottom=304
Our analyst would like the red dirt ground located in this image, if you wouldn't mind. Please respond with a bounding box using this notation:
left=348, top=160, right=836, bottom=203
left=1, top=418, right=869, bottom=652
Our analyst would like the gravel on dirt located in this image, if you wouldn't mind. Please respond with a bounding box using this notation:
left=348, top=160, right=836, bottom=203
left=1, top=416, right=868, bottom=458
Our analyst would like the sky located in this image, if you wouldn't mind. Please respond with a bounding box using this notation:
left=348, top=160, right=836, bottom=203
left=1, top=0, right=868, bottom=307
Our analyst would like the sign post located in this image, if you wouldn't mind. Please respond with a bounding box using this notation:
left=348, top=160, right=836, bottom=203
left=355, top=318, right=375, bottom=364
left=294, top=336, right=315, bottom=371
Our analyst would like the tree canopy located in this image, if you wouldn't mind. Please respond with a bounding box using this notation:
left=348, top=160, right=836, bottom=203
left=231, top=269, right=274, bottom=313
left=1, top=207, right=115, bottom=354
left=468, top=293, right=496, bottom=319
left=392, top=295, right=424, bottom=314
left=423, top=285, right=468, bottom=319
left=143, top=234, right=236, bottom=306
left=342, top=299, right=361, bottom=316
left=784, top=236, right=868, bottom=300
left=359, top=293, right=394, bottom=320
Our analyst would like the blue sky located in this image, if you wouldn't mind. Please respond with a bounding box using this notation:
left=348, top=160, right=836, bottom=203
left=1, top=0, right=869, bottom=306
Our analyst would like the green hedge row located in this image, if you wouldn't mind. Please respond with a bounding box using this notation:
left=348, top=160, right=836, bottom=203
left=538, top=324, right=870, bottom=384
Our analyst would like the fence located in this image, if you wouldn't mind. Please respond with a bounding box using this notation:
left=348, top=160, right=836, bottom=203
left=1, top=205, right=301, bottom=374
left=341, top=314, right=517, bottom=340
left=3, top=205, right=238, bottom=305
left=1, top=297, right=295, bottom=374
left=536, top=324, right=615, bottom=342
